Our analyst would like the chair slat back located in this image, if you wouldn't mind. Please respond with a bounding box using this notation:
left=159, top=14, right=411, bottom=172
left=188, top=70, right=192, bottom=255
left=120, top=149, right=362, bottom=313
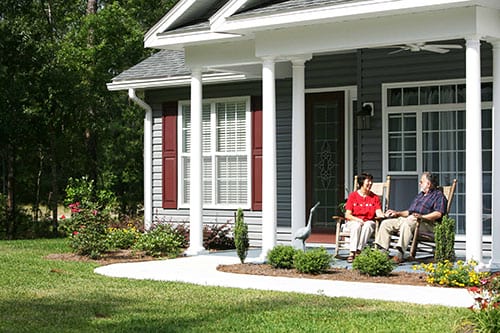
left=353, top=175, right=391, bottom=212
left=440, top=178, right=457, bottom=214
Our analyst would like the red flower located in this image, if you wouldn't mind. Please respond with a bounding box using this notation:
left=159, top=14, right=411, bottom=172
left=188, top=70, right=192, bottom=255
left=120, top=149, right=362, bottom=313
left=60, top=215, right=66, bottom=219
left=73, top=231, right=79, bottom=235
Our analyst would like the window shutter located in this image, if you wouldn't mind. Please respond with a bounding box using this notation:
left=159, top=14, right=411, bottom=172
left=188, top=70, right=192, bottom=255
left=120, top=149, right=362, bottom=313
left=162, top=102, right=178, bottom=209
left=251, top=96, right=262, bottom=211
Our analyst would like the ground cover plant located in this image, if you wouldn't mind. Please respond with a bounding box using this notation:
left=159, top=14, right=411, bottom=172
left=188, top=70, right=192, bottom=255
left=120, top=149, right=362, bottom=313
left=0, top=239, right=470, bottom=333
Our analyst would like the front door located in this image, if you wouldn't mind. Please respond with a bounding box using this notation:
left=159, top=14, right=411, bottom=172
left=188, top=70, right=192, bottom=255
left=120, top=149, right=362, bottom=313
left=306, top=92, right=345, bottom=235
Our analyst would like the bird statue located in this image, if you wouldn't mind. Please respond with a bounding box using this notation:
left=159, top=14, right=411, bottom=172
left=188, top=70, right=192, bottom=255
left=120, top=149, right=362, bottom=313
left=294, top=201, right=320, bottom=251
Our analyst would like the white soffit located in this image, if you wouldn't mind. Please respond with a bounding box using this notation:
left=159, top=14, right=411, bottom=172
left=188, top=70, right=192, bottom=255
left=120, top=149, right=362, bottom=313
left=215, top=0, right=486, bottom=33
left=254, top=6, right=483, bottom=57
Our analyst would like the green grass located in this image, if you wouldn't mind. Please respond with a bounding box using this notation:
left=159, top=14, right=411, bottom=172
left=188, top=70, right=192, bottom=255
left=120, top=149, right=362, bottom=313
left=0, top=239, right=468, bottom=332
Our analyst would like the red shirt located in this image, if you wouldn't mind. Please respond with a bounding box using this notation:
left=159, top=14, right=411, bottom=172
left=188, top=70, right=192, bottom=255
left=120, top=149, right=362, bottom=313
left=345, top=191, right=381, bottom=221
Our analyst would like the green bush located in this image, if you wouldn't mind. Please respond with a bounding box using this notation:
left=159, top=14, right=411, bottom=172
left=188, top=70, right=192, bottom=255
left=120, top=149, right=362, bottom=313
left=203, top=223, right=235, bottom=250
left=294, top=247, right=332, bottom=274
left=434, top=215, right=456, bottom=262
left=133, top=224, right=184, bottom=258
left=268, top=245, right=299, bottom=269
left=413, top=259, right=489, bottom=287
left=234, top=208, right=249, bottom=263
left=107, top=226, right=140, bottom=250
left=352, top=247, right=395, bottom=276
left=462, top=275, right=500, bottom=332
left=62, top=204, right=113, bottom=259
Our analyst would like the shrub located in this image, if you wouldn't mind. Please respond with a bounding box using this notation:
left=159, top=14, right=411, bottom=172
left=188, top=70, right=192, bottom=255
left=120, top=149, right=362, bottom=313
left=234, top=208, right=249, bottom=263
left=268, top=245, right=299, bottom=269
left=461, top=275, right=500, bottom=332
left=352, top=247, right=395, bottom=276
left=294, top=247, right=332, bottom=274
left=413, top=259, right=490, bottom=288
left=62, top=203, right=113, bottom=259
left=203, top=223, right=235, bottom=250
left=434, top=215, right=456, bottom=262
left=133, top=224, right=184, bottom=258
left=107, top=225, right=141, bottom=250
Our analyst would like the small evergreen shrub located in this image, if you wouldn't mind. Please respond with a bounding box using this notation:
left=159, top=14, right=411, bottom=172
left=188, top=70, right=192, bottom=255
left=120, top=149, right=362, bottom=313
left=352, top=247, right=395, bottom=276
left=133, top=224, right=184, bottom=258
left=234, top=208, right=249, bottom=263
left=268, top=245, right=299, bottom=269
left=294, top=247, right=332, bottom=274
left=434, top=215, right=456, bottom=262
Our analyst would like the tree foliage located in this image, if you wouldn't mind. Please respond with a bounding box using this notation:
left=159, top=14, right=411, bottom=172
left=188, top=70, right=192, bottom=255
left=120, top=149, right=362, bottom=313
left=0, top=0, right=179, bottom=238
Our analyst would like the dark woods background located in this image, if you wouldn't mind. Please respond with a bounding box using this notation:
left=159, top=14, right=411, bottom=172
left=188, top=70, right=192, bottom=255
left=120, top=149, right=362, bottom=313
left=0, top=0, right=179, bottom=238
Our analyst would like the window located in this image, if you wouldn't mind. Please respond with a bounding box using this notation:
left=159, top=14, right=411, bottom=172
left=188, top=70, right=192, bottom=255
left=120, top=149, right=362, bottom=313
left=384, top=80, right=492, bottom=235
left=179, top=97, right=251, bottom=209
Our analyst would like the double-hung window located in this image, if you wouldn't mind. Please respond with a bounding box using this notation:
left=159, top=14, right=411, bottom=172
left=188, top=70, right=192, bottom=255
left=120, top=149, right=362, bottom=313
left=383, top=79, right=493, bottom=235
left=179, top=97, right=251, bottom=209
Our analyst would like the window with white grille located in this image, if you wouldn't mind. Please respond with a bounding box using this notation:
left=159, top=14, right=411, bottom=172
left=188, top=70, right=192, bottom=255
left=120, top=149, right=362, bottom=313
left=179, top=97, right=251, bottom=209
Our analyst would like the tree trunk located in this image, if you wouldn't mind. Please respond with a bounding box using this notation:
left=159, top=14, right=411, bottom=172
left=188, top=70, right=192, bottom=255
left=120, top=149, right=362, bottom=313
left=49, top=128, right=59, bottom=235
left=6, top=144, right=16, bottom=239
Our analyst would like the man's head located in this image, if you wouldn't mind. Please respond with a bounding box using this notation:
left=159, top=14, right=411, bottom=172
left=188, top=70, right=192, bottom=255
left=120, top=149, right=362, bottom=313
left=420, top=171, right=438, bottom=193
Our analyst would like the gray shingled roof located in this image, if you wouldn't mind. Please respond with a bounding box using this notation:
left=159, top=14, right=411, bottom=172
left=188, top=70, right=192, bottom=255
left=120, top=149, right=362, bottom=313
left=112, top=50, right=189, bottom=82
left=232, top=0, right=366, bottom=18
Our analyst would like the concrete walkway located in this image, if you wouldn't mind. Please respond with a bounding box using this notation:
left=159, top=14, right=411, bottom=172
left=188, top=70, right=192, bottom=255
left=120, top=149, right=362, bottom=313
left=95, top=249, right=473, bottom=308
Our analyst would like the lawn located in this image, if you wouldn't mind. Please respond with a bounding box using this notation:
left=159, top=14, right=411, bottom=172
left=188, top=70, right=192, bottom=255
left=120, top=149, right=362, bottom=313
left=0, top=239, right=469, bottom=332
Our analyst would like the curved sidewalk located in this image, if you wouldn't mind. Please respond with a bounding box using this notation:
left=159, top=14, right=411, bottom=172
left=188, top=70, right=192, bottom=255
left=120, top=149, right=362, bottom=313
left=94, top=250, right=473, bottom=308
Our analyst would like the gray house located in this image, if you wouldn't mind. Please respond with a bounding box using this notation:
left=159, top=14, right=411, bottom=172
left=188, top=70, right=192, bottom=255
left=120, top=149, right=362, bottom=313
left=108, top=0, right=500, bottom=268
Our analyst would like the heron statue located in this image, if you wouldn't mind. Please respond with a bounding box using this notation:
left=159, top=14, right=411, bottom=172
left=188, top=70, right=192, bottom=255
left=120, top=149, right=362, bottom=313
left=294, top=201, right=320, bottom=251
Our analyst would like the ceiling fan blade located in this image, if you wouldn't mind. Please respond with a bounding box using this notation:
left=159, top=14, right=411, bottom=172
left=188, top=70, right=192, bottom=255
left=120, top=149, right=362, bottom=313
left=422, top=45, right=450, bottom=54
left=388, top=48, right=406, bottom=55
left=428, top=44, right=463, bottom=49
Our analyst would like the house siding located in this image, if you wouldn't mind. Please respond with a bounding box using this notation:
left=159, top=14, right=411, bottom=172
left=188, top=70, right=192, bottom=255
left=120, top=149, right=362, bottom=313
left=145, top=45, right=492, bottom=246
left=357, top=43, right=492, bottom=211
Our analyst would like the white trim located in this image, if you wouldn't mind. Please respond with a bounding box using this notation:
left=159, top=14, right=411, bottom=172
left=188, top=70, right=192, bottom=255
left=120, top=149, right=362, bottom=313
left=177, top=96, right=252, bottom=211
left=107, top=73, right=247, bottom=91
left=145, top=0, right=196, bottom=45
left=216, top=0, right=481, bottom=33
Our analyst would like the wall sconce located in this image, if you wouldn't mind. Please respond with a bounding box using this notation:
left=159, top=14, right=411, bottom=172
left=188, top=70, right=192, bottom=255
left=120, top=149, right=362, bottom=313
left=356, top=102, right=374, bottom=130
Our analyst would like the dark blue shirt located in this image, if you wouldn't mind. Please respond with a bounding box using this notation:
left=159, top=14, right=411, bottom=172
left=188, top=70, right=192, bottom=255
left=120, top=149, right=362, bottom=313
left=408, top=188, right=447, bottom=216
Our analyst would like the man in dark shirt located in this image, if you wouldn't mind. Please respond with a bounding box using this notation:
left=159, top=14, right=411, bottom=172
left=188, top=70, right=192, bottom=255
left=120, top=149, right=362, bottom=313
left=374, top=172, right=447, bottom=263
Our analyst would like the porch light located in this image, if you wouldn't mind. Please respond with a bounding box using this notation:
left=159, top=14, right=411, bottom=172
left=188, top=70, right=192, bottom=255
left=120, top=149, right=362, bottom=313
left=356, top=102, right=374, bottom=130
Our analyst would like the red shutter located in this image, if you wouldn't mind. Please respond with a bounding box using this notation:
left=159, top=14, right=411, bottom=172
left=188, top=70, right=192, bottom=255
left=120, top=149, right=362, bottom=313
left=162, top=102, right=178, bottom=209
left=251, top=96, right=262, bottom=211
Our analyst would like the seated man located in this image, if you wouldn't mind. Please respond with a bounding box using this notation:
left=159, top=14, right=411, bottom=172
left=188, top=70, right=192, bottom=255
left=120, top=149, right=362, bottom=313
left=374, top=171, right=447, bottom=263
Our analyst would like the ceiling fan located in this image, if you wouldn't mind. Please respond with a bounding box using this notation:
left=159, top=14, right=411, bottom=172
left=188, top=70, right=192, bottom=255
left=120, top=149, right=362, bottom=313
left=381, top=42, right=463, bottom=54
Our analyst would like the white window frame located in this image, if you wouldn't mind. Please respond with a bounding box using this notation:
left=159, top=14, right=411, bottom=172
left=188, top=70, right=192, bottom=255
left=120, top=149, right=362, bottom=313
left=382, top=78, right=493, bottom=237
left=382, top=78, right=492, bottom=178
left=177, top=96, right=252, bottom=210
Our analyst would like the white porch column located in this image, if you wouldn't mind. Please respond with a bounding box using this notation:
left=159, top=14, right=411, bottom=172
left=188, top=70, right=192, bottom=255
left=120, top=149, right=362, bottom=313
left=465, top=37, right=483, bottom=262
left=186, top=68, right=206, bottom=256
left=260, top=58, right=277, bottom=261
left=291, top=57, right=308, bottom=249
left=490, top=40, right=500, bottom=270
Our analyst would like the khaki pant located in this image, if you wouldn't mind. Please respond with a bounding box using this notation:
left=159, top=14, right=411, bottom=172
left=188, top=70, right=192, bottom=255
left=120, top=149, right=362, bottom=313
left=374, top=216, right=434, bottom=255
left=344, top=220, right=375, bottom=253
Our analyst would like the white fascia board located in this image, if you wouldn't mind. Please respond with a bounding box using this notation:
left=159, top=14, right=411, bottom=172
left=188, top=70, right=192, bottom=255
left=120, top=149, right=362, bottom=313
left=145, top=29, right=241, bottom=49
left=254, top=6, right=477, bottom=57
left=184, top=40, right=260, bottom=68
left=476, top=6, right=500, bottom=39
left=210, top=0, right=249, bottom=30
left=145, top=0, right=196, bottom=44
left=215, top=0, right=477, bottom=34
left=106, top=73, right=247, bottom=91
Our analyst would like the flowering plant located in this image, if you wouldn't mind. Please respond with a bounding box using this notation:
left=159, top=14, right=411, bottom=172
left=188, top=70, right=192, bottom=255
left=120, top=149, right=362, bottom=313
left=462, top=275, right=500, bottom=332
left=413, top=259, right=489, bottom=287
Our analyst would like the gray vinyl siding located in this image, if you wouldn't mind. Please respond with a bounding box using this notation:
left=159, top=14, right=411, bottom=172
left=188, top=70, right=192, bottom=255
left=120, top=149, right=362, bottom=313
left=147, top=80, right=294, bottom=245
left=145, top=53, right=360, bottom=245
left=358, top=41, right=492, bottom=210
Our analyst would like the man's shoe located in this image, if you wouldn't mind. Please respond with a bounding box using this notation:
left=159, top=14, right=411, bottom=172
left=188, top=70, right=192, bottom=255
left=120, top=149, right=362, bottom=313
left=392, top=255, right=405, bottom=264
